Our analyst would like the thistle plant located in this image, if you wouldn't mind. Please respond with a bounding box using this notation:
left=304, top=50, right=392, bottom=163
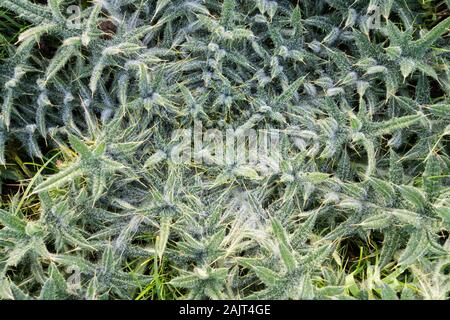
left=0, top=0, right=449, bottom=300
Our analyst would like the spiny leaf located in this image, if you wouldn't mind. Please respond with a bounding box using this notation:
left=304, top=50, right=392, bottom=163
left=273, top=76, right=306, bottom=107
left=414, top=16, right=450, bottom=49
left=252, top=266, right=282, bottom=286
left=398, top=229, right=429, bottom=266
left=358, top=213, right=392, bottom=229
left=33, top=163, right=82, bottom=194
left=397, top=185, right=427, bottom=212
left=370, top=114, right=423, bottom=136
left=0, top=209, right=26, bottom=232
left=155, top=217, right=171, bottom=260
